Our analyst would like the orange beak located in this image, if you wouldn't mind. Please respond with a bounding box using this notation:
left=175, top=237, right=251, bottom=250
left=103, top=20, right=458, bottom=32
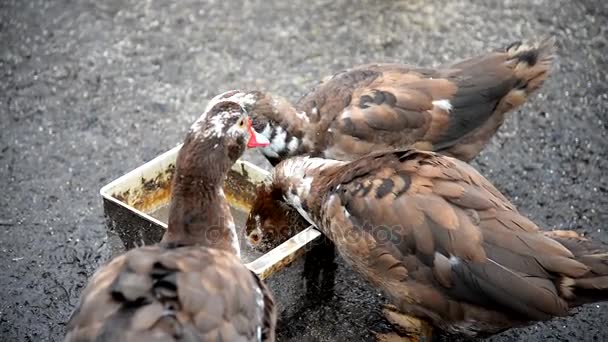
left=246, top=118, right=271, bottom=148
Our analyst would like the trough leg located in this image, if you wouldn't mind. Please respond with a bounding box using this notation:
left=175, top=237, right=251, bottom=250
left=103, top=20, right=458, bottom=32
left=303, top=236, right=337, bottom=301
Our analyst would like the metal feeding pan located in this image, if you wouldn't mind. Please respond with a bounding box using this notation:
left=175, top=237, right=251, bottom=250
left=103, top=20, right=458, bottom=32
left=99, top=144, right=322, bottom=276
left=99, top=144, right=432, bottom=341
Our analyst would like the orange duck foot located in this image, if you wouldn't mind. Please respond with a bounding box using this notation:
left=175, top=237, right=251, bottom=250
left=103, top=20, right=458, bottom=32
left=375, top=304, right=433, bottom=342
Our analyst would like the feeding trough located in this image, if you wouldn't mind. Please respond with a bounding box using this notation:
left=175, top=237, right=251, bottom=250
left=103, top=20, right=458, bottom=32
left=100, top=144, right=432, bottom=341
left=99, top=144, right=323, bottom=277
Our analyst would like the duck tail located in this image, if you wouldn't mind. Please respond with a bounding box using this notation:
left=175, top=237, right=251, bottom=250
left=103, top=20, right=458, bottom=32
left=544, top=230, right=608, bottom=306
left=503, top=36, right=556, bottom=96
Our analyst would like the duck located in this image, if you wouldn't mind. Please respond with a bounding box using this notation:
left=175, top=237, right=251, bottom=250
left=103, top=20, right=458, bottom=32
left=209, top=38, right=554, bottom=166
left=244, top=148, right=608, bottom=339
left=65, top=101, right=277, bottom=342
left=245, top=185, right=309, bottom=252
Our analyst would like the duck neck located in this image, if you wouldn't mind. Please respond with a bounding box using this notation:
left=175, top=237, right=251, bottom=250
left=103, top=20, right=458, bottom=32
left=275, top=157, right=345, bottom=227
left=163, top=142, right=239, bottom=256
left=256, top=94, right=313, bottom=165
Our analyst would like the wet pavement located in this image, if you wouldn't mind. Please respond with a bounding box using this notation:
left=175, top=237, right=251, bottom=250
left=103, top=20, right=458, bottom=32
left=1, top=0, right=607, bottom=341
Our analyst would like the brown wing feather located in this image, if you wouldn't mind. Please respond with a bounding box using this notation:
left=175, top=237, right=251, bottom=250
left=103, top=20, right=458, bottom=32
left=333, top=72, right=457, bottom=148
left=294, top=39, right=553, bottom=162
left=66, top=245, right=275, bottom=342
left=315, top=149, right=586, bottom=322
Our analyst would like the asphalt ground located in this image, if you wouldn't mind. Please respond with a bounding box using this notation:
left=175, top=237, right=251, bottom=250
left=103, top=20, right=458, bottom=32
left=1, top=0, right=607, bottom=341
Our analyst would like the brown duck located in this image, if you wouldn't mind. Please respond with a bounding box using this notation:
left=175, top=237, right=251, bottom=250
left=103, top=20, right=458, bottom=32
left=210, top=38, right=554, bottom=166
left=245, top=187, right=309, bottom=253
left=245, top=149, right=608, bottom=338
left=65, top=101, right=276, bottom=341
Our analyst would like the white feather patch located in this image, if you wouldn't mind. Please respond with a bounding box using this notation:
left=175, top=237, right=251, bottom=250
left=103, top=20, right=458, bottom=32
left=261, top=123, right=272, bottom=137
left=205, top=90, right=256, bottom=113
left=448, top=255, right=460, bottom=266
left=208, top=114, right=225, bottom=137
left=218, top=187, right=241, bottom=259
left=226, top=92, right=257, bottom=109
left=285, top=191, right=317, bottom=228
left=190, top=111, right=226, bottom=139
left=279, top=156, right=344, bottom=180
left=432, top=99, right=453, bottom=112
left=343, top=207, right=351, bottom=219
left=287, top=137, right=299, bottom=154
left=277, top=157, right=347, bottom=229
left=270, top=126, right=287, bottom=152
left=227, top=219, right=241, bottom=259
left=254, top=284, right=264, bottom=341
left=560, top=277, right=576, bottom=298
left=340, top=109, right=353, bottom=119
left=260, top=124, right=280, bottom=158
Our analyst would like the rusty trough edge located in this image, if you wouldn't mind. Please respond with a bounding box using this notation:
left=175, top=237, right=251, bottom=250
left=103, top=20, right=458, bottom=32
left=246, top=226, right=321, bottom=280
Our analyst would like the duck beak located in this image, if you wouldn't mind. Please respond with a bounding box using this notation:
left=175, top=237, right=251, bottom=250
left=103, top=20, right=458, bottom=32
left=246, top=118, right=271, bottom=148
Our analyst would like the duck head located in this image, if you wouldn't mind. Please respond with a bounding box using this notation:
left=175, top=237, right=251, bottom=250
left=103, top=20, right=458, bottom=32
left=204, top=89, right=279, bottom=131
left=245, top=156, right=346, bottom=251
left=184, top=100, right=270, bottom=174
left=207, top=89, right=308, bottom=166
left=244, top=183, right=309, bottom=252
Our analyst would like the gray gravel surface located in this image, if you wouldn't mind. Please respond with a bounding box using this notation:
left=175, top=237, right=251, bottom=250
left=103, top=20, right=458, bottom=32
left=1, top=0, right=607, bottom=341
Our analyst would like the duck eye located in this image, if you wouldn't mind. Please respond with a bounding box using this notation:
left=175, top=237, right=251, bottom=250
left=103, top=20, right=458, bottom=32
left=237, top=118, right=246, bottom=128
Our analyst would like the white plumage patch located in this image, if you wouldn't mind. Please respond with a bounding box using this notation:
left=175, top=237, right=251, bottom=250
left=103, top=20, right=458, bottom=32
left=260, top=124, right=280, bottom=158
left=340, top=109, right=353, bottom=119
left=432, top=99, right=453, bottom=112
left=227, top=219, right=240, bottom=259
left=448, top=255, right=460, bottom=266
left=285, top=191, right=317, bottom=228
left=205, top=90, right=256, bottom=113
left=261, top=125, right=302, bottom=157
left=189, top=110, right=228, bottom=140
left=218, top=187, right=241, bottom=259
left=254, top=214, right=261, bottom=227
left=226, top=92, right=257, bottom=109
left=560, top=277, right=576, bottom=298
left=280, top=156, right=345, bottom=180
left=343, top=207, right=351, bottom=219
left=278, top=157, right=347, bottom=229
left=253, top=284, right=264, bottom=341
left=261, top=123, right=272, bottom=137
left=287, top=137, right=299, bottom=154
left=208, top=114, right=226, bottom=137
left=270, top=126, right=287, bottom=153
